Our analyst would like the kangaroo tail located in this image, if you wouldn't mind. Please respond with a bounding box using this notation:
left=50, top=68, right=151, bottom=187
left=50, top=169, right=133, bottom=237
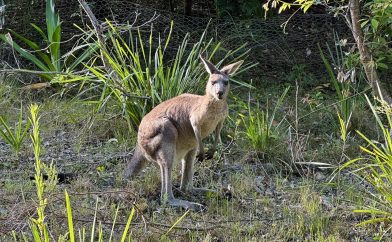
left=124, top=145, right=147, bottom=179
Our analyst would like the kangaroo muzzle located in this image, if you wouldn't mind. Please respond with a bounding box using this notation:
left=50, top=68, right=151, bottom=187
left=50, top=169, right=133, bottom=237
left=214, top=83, right=226, bottom=100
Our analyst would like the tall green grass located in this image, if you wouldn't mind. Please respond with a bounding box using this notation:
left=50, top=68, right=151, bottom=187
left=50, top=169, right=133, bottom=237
left=319, top=33, right=360, bottom=126
left=240, top=87, right=290, bottom=153
left=0, top=103, right=31, bottom=155
left=57, top=21, right=253, bottom=130
left=342, top=95, right=392, bottom=238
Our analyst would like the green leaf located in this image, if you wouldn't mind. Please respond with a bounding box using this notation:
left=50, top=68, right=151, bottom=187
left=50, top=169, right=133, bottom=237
left=50, top=24, right=62, bottom=71
left=8, top=30, right=54, bottom=69
left=0, top=34, right=51, bottom=74
left=65, top=190, right=75, bottom=242
left=30, top=23, right=47, bottom=41
left=371, top=18, right=379, bottom=31
left=377, top=62, right=388, bottom=69
left=303, top=3, right=312, bottom=13
left=360, top=20, right=369, bottom=28
left=318, top=44, right=342, bottom=100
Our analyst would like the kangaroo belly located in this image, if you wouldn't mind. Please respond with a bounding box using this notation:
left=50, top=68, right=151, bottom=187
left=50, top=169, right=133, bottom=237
left=176, top=134, right=197, bottom=151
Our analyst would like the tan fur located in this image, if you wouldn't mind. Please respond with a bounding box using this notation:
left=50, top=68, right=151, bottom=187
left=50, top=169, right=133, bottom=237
left=124, top=56, right=244, bottom=210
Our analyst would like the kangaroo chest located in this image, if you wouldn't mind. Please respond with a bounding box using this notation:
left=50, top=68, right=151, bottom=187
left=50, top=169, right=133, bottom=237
left=199, top=103, right=227, bottom=138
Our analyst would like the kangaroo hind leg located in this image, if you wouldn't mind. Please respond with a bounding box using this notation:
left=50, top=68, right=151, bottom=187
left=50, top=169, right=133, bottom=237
left=156, top=126, right=203, bottom=211
left=181, top=149, right=216, bottom=195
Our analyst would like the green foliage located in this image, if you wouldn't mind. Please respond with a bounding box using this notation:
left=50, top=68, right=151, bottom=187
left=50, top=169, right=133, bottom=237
left=262, top=0, right=314, bottom=16
left=29, top=104, right=50, bottom=242
left=240, top=87, right=289, bottom=153
left=361, top=0, right=392, bottom=70
left=0, top=0, right=95, bottom=81
left=342, top=95, right=392, bottom=234
left=121, top=206, right=136, bottom=242
left=58, top=21, right=251, bottom=130
left=24, top=104, right=139, bottom=241
left=26, top=191, right=137, bottom=242
left=319, top=35, right=360, bottom=126
left=337, top=111, right=350, bottom=142
left=0, top=104, right=31, bottom=154
left=286, top=64, right=314, bottom=86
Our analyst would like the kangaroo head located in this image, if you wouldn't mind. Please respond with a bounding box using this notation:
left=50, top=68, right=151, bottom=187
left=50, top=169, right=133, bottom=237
left=200, top=56, right=244, bottom=100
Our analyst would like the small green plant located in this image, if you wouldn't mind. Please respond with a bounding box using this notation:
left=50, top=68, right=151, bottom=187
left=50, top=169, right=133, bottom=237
left=286, top=64, right=314, bottom=86
left=0, top=0, right=95, bottom=81
left=29, top=104, right=51, bottom=242
left=361, top=0, right=392, bottom=71
left=26, top=191, right=137, bottom=241
left=24, top=104, right=138, bottom=241
left=342, top=95, right=392, bottom=237
left=240, top=87, right=289, bottom=153
left=319, top=32, right=360, bottom=126
left=0, top=104, right=31, bottom=155
left=337, top=111, right=351, bottom=143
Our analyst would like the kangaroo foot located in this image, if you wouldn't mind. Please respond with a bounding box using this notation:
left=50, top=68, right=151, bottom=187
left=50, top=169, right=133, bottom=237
left=166, top=198, right=204, bottom=211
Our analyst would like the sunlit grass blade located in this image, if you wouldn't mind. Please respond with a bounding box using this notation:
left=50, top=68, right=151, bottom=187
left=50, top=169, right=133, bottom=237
left=162, top=210, right=189, bottom=237
left=121, top=207, right=135, bottom=242
left=65, top=190, right=75, bottom=242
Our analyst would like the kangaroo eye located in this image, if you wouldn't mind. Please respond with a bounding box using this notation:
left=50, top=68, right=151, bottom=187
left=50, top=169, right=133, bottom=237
left=211, top=81, right=217, bottom=85
left=223, top=80, right=228, bottom=85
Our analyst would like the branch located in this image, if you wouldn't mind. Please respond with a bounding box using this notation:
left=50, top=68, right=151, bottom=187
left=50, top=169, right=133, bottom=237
left=77, top=0, right=110, bottom=71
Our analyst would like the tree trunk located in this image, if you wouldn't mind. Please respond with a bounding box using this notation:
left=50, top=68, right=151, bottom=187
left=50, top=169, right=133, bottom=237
left=349, top=0, right=391, bottom=103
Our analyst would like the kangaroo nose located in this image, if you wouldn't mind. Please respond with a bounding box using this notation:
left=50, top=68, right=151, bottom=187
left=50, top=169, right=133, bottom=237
left=217, top=91, right=224, bottom=99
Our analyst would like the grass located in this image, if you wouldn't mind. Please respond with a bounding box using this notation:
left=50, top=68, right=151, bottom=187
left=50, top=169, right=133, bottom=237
left=1, top=73, right=387, bottom=241
left=0, top=103, right=31, bottom=155
left=341, top=96, right=392, bottom=239
left=55, top=20, right=253, bottom=131
left=0, top=29, right=391, bottom=242
left=239, top=86, right=290, bottom=155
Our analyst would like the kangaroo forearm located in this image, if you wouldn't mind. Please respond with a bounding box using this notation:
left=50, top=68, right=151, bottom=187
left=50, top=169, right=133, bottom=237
left=212, top=121, right=223, bottom=149
left=191, top=123, right=204, bottom=154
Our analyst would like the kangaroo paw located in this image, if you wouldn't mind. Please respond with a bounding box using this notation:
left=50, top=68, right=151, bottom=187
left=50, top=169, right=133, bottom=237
left=196, top=153, right=205, bottom=162
left=205, top=149, right=215, bottom=160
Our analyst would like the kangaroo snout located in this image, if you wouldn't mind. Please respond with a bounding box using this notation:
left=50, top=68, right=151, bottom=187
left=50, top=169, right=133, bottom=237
left=217, top=90, right=224, bottom=99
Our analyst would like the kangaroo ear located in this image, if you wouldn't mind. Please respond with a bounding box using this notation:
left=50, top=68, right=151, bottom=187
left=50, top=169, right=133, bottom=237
left=200, top=55, right=219, bottom=75
left=220, top=60, right=244, bottom=76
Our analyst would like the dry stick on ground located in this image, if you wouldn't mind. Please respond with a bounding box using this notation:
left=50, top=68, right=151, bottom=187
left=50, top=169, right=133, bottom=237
left=348, top=0, right=392, bottom=103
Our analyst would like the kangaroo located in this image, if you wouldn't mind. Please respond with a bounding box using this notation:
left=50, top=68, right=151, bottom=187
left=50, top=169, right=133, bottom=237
left=124, top=56, right=243, bottom=210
